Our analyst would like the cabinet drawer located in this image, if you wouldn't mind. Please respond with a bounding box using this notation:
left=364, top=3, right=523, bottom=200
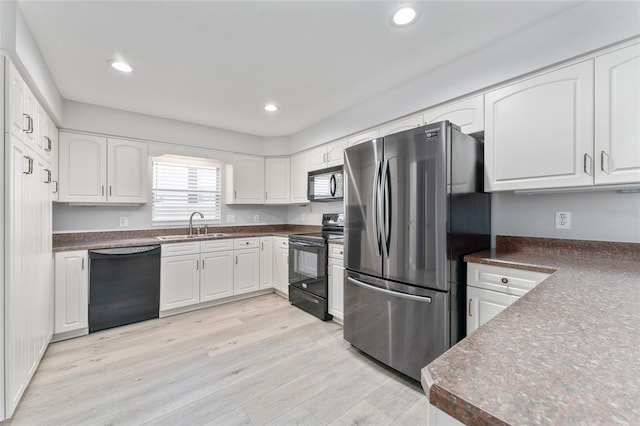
left=234, top=237, right=259, bottom=249
left=275, top=237, right=289, bottom=248
left=161, top=242, right=200, bottom=257
left=329, top=244, right=344, bottom=259
left=201, top=238, right=234, bottom=253
left=467, top=262, right=550, bottom=297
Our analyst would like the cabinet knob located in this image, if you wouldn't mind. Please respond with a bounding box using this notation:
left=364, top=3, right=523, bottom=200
left=501, top=278, right=509, bottom=284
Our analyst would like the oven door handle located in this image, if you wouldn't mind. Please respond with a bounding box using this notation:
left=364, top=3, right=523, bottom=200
left=347, top=277, right=432, bottom=303
left=289, top=241, right=324, bottom=249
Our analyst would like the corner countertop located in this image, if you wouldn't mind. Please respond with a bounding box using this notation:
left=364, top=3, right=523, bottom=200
left=421, top=236, right=640, bottom=426
left=52, top=225, right=320, bottom=252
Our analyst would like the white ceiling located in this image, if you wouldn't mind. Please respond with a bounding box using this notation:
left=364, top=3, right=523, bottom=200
left=19, top=1, right=581, bottom=137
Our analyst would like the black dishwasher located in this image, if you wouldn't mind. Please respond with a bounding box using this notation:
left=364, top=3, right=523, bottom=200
left=89, top=245, right=161, bottom=333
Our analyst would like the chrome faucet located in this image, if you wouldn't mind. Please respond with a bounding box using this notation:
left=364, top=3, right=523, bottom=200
left=189, top=212, right=204, bottom=236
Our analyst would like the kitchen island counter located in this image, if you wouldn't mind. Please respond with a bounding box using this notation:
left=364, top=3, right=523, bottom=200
left=422, top=236, right=640, bottom=425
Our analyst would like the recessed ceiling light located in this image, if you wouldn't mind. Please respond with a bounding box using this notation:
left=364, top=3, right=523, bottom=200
left=391, top=5, right=419, bottom=27
left=264, top=104, right=278, bottom=112
left=109, top=60, right=134, bottom=73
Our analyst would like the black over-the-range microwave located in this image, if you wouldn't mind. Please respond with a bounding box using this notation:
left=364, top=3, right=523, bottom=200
left=308, top=165, right=343, bottom=202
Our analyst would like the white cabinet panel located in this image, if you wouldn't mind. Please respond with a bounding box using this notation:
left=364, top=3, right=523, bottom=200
left=265, top=157, right=291, bottom=204
left=226, top=154, right=265, bottom=204
left=348, top=129, right=379, bottom=147
left=54, top=251, right=88, bottom=335
left=200, top=251, right=234, bottom=301
left=59, top=133, right=107, bottom=202
left=485, top=61, right=594, bottom=191
left=379, top=114, right=424, bottom=137
left=234, top=237, right=259, bottom=249
left=260, top=237, right=273, bottom=289
left=273, top=237, right=289, bottom=295
left=595, top=43, right=640, bottom=185
left=290, top=151, right=310, bottom=203
left=160, top=254, right=200, bottom=310
left=467, top=263, right=549, bottom=297
left=328, top=247, right=344, bottom=322
left=107, top=138, right=148, bottom=203
left=7, top=60, right=27, bottom=140
left=466, top=286, right=519, bottom=334
left=424, top=95, right=484, bottom=134
left=161, top=241, right=200, bottom=256
left=200, top=238, right=234, bottom=253
left=308, top=145, right=328, bottom=171
left=234, top=249, right=260, bottom=294
left=326, top=139, right=348, bottom=167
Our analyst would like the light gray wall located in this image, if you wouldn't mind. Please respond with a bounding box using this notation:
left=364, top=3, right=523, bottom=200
left=287, top=201, right=344, bottom=226
left=290, top=1, right=640, bottom=153
left=62, top=100, right=264, bottom=155
left=492, top=191, right=640, bottom=243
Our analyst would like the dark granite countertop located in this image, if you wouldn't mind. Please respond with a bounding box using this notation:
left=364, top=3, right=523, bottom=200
left=53, top=225, right=320, bottom=252
left=422, top=236, right=640, bottom=426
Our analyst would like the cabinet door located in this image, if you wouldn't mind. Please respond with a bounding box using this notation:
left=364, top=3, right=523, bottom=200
left=160, top=254, right=200, bottom=311
left=328, top=257, right=344, bottom=322
left=230, top=155, right=265, bottom=204
left=595, top=43, right=640, bottom=185
left=466, top=286, right=518, bottom=335
left=308, top=145, right=328, bottom=171
left=59, top=132, right=107, bottom=202
left=8, top=60, right=27, bottom=140
left=379, top=114, right=424, bottom=137
left=275, top=245, right=290, bottom=296
left=107, top=138, right=148, bottom=203
left=260, top=237, right=273, bottom=289
left=326, top=139, right=348, bottom=167
left=54, top=251, right=89, bottom=334
left=485, top=61, right=594, bottom=191
left=265, top=157, right=291, bottom=204
left=347, top=129, right=379, bottom=147
left=290, top=152, right=310, bottom=203
left=424, top=95, right=484, bottom=134
left=200, top=251, right=234, bottom=301
left=234, top=249, right=260, bottom=294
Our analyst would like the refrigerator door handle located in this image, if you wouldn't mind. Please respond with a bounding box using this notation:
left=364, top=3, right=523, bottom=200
left=347, top=277, right=432, bottom=303
left=381, top=158, right=391, bottom=257
left=373, top=160, right=383, bottom=256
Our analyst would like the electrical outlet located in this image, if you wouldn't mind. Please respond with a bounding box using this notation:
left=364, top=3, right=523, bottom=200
left=555, top=211, right=571, bottom=229
left=254, top=215, right=260, bottom=223
left=226, top=215, right=236, bottom=224
left=119, top=217, right=128, bottom=227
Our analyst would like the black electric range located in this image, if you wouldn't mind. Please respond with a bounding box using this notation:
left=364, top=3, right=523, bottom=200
left=288, top=213, right=344, bottom=320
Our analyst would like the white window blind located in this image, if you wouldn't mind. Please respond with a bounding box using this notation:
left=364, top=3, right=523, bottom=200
left=152, top=157, right=221, bottom=224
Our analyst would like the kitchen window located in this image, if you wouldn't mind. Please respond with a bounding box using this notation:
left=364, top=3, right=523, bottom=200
left=151, top=156, right=222, bottom=224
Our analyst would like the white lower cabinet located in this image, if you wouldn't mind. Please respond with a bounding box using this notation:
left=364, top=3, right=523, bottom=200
left=201, top=251, right=234, bottom=301
left=161, top=253, right=201, bottom=310
left=466, top=262, right=550, bottom=335
left=328, top=243, right=344, bottom=322
left=273, top=236, right=289, bottom=296
left=260, top=237, right=273, bottom=289
left=53, top=250, right=89, bottom=339
left=234, top=248, right=260, bottom=294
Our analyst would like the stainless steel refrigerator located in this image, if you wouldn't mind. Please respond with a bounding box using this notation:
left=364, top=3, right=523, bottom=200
left=343, top=121, right=490, bottom=381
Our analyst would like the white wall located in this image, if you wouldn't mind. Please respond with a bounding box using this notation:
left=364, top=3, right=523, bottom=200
left=290, top=1, right=640, bottom=153
left=287, top=201, right=343, bottom=225
left=492, top=191, right=640, bottom=243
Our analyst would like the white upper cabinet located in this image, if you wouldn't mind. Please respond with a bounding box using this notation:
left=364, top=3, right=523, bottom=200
left=594, top=43, right=640, bottom=185
left=226, top=154, right=265, bottom=204
left=308, top=138, right=348, bottom=171
left=424, top=95, right=484, bottom=134
left=265, top=157, right=291, bottom=204
left=7, top=60, right=36, bottom=147
left=484, top=60, right=594, bottom=191
left=59, top=132, right=148, bottom=203
left=347, top=129, right=380, bottom=147
left=379, top=113, right=424, bottom=137
left=107, top=138, right=148, bottom=203
left=290, top=151, right=310, bottom=204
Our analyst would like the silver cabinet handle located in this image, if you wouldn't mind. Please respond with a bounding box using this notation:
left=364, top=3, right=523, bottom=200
left=109, top=186, right=112, bottom=196
left=196, top=260, right=199, bottom=270
left=600, top=150, right=609, bottom=174
left=44, top=168, right=52, bottom=183
left=44, top=136, right=52, bottom=152
left=468, top=299, right=472, bottom=316
left=234, top=190, right=237, bottom=199
left=101, top=185, right=105, bottom=196
left=52, top=180, right=59, bottom=194
left=235, top=256, right=238, bottom=265
left=265, top=192, right=268, bottom=200
left=202, top=259, right=205, bottom=269
left=81, top=258, right=85, bottom=270
left=583, top=153, right=592, bottom=176
left=347, top=277, right=432, bottom=303
left=23, top=156, right=33, bottom=174
left=22, top=113, right=33, bottom=133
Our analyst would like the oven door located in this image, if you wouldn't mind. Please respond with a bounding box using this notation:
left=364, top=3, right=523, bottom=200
left=288, top=239, right=327, bottom=298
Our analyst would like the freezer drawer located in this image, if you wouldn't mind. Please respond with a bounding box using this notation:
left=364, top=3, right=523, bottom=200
left=343, top=271, right=448, bottom=381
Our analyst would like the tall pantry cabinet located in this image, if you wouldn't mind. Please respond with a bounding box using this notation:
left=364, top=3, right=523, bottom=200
left=2, top=57, right=56, bottom=420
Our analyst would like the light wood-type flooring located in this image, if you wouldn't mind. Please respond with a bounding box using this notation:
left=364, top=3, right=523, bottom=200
left=7, top=293, right=430, bottom=425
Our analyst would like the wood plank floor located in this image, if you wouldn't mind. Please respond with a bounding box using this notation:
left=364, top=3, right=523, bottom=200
left=7, top=294, right=430, bottom=425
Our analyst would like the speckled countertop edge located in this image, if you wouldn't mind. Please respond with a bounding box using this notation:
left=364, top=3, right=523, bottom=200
left=53, top=225, right=321, bottom=252
left=423, top=236, right=640, bottom=426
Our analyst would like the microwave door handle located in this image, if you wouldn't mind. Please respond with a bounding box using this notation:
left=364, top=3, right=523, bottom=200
left=330, top=174, right=337, bottom=197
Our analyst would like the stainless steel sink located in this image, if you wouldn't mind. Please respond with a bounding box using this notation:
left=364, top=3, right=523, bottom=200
left=156, top=233, right=229, bottom=241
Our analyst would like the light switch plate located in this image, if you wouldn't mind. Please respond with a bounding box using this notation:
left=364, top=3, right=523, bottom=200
left=119, top=217, right=128, bottom=227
